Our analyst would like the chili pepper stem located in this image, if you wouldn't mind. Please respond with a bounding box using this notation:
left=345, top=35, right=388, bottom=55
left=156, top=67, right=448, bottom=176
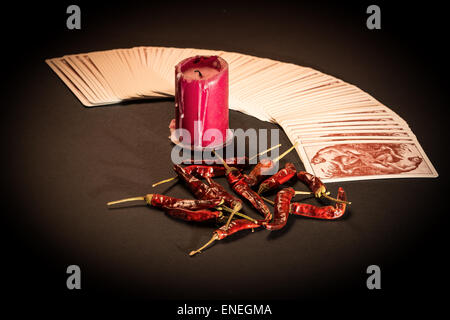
left=266, top=191, right=351, bottom=205
left=272, top=142, right=299, bottom=163
left=261, top=196, right=275, bottom=205
left=224, top=203, right=243, bottom=229
left=213, top=150, right=233, bottom=173
left=249, top=144, right=282, bottom=161
left=107, top=196, right=146, bottom=206
left=257, top=185, right=268, bottom=195
left=322, top=193, right=352, bottom=205
left=152, top=176, right=178, bottom=187
left=295, top=191, right=314, bottom=195
left=189, top=233, right=219, bottom=256
left=218, top=206, right=258, bottom=223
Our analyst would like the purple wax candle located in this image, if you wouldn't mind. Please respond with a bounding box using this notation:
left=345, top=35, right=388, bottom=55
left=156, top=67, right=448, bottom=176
left=175, top=56, right=229, bottom=148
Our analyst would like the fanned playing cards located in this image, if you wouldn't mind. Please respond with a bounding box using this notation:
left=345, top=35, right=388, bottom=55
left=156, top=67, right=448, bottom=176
left=46, top=47, right=438, bottom=182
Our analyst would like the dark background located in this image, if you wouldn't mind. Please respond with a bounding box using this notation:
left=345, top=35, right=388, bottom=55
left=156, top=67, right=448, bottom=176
left=2, top=0, right=448, bottom=315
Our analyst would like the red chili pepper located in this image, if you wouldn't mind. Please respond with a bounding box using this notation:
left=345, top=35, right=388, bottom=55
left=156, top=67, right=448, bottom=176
left=181, top=157, right=250, bottom=167
left=107, top=193, right=222, bottom=211
left=215, top=219, right=263, bottom=239
left=149, top=194, right=223, bottom=210
left=173, top=164, right=212, bottom=199
left=264, top=188, right=295, bottom=231
left=290, top=187, right=347, bottom=219
left=182, top=144, right=282, bottom=170
left=173, top=165, right=244, bottom=223
left=222, top=164, right=272, bottom=223
left=245, top=143, right=298, bottom=187
left=297, top=171, right=327, bottom=198
left=185, top=165, right=241, bottom=179
left=107, top=194, right=224, bottom=222
left=257, top=163, right=297, bottom=194
left=189, top=219, right=263, bottom=256
left=164, top=207, right=222, bottom=222
left=152, top=164, right=242, bottom=188
left=231, top=175, right=273, bottom=222
left=204, top=177, right=243, bottom=211
left=245, top=159, right=275, bottom=187
left=153, top=145, right=283, bottom=188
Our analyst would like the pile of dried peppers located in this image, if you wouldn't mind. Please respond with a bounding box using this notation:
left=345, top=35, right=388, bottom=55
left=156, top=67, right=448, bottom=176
left=108, top=144, right=351, bottom=256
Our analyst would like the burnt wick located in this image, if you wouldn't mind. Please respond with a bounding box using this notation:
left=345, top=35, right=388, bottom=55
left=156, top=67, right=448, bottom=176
left=194, top=70, right=203, bottom=78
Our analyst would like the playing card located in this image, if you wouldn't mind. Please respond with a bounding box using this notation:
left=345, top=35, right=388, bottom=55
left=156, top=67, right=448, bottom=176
left=46, top=58, right=96, bottom=106
left=295, top=139, right=438, bottom=182
left=64, top=55, right=109, bottom=102
left=51, top=57, right=101, bottom=104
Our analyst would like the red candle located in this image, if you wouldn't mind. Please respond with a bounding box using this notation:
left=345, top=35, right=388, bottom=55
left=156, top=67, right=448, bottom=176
left=175, top=55, right=229, bottom=148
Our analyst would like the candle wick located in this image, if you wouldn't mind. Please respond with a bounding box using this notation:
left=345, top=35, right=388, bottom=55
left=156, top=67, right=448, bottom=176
left=194, top=70, right=203, bottom=78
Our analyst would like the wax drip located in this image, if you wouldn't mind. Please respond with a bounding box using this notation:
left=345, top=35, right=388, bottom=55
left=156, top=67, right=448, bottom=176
left=194, top=70, right=203, bottom=78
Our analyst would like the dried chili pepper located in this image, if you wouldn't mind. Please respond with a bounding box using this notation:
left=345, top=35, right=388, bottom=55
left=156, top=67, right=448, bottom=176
left=257, top=163, right=297, bottom=194
left=152, top=164, right=242, bottom=187
left=107, top=193, right=222, bottom=210
left=244, top=159, right=275, bottom=187
left=181, top=143, right=281, bottom=167
left=291, top=187, right=347, bottom=219
left=262, top=187, right=348, bottom=219
left=264, top=188, right=295, bottom=231
left=181, top=157, right=250, bottom=167
left=297, top=171, right=327, bottom=198
left=107, top=191, right=255, bottom=223
left=215, top=152, right=272, bottom=225
left=204, top=176, right=243, bottom=211
left=164, top=207, right=222, bottom=222
left=173, top=164, right=244, bottom=223
left=187, top=165, right=234, bottom=178
left=173, top=164, right=211, bottom=199
left=107, top=194, right=224, bottom=222
left=245, top=142, right=298, bottom=187
left=297, top=171, right=351, bottom=204
left=152, top=145, right=283, bottom=187
left=189, top=219, right=263, bottom=256
left=230, top=173, right=273, bottom=222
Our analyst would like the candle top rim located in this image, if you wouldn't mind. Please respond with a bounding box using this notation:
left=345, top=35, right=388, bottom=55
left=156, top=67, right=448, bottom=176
left=176, top=55, right=228, bottom=82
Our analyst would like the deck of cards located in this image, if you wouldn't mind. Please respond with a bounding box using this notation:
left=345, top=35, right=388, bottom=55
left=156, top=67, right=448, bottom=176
left=46, top=46, right=438, bottom=182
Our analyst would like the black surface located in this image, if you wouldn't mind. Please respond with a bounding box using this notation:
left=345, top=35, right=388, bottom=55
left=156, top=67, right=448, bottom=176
left=2, top=0, right=448, bottom=315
